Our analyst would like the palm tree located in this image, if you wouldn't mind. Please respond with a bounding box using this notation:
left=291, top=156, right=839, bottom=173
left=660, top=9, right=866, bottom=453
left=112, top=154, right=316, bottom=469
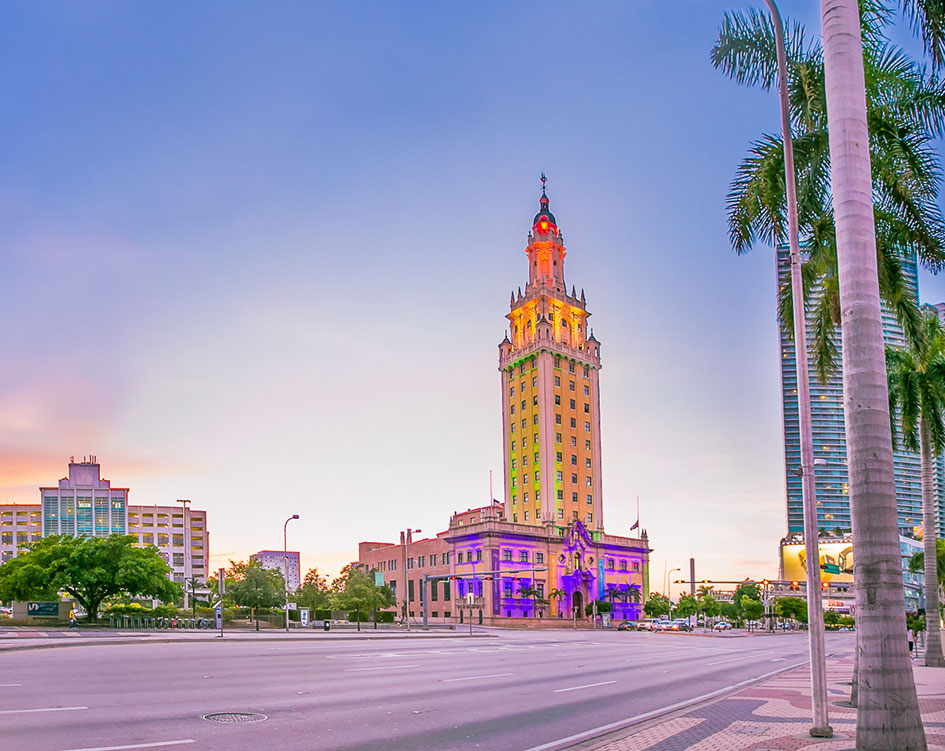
left=887, top=311, right=945, bottom=667
left=819, top=0, right=943, bottom=745
left=908, top=538, right=945, bottom=589
left=712, top=3, right=945, bottom=383
left=548, top=587, right=568, bottom=618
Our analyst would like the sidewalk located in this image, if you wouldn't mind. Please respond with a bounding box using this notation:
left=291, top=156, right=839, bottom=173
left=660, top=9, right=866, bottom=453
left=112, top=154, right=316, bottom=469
left=582, top=649, right=945, bottom=751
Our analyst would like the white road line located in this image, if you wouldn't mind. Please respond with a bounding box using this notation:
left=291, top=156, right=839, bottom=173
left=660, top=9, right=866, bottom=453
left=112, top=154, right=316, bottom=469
left=707, top=655, right=756, bottom=666
left=553, top=680, right=617, bottom=693
left=771, top=658, right=787, bottom=662
left=442, top=673, right=514, bottom=682
left=61, top=741, right=196, bottom=751
left=344, top=664, right=421, bottom=672
left=523, top=660, right=807, bottom=751
left=0, top=683, right=23, bottom=687
left=0, top=706, right=88, bottom=715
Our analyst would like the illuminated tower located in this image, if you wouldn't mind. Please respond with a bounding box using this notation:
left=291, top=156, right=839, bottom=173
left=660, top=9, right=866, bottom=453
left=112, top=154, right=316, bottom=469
left=499, top=179, right=603, bottom=530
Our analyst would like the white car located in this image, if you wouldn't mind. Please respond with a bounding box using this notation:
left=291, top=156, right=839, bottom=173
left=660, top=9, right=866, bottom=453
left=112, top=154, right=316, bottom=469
left=713, top=621, right=732, bottom=631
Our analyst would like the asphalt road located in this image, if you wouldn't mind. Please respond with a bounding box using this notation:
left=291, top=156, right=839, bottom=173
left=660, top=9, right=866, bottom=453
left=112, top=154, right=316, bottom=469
left=0, top=629, right=852, bottom=751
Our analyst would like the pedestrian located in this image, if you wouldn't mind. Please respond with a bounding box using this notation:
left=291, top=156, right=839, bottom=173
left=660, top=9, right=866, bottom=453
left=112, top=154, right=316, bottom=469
left=908, top=633, right=915, bottom=658
left=69, top=607, right=77, bottom=629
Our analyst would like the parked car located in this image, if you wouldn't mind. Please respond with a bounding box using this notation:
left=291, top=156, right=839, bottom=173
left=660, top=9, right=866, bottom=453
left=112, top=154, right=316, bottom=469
left=0, top=606, right=11, bottom=616
left=616, top=621, right=636, bottom=631
left=714, top=621, right=732, bottom=631
left=668, top=620, right=692, bottom=632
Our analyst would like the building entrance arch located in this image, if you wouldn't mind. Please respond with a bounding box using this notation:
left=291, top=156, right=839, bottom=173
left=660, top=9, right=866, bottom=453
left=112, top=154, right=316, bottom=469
left=572, top=591, right=584, bottom=618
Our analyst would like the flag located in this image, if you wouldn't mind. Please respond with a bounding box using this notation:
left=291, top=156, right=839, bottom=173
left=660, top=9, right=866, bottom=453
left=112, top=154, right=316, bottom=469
left=629, top=520, right=639, bottom=531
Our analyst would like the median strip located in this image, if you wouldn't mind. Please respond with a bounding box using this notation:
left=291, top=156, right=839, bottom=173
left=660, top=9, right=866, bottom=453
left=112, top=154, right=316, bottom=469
left=553, top=680, right=617, bottom=693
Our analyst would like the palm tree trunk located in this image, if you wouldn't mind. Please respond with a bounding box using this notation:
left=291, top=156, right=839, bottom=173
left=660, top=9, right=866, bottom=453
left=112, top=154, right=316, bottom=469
left=920, top=418, right=945, bottom=667
left=821, top=1, right=926, bottom=747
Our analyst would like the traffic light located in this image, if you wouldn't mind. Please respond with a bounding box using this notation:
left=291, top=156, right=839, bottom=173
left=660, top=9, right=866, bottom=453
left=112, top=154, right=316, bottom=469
left=761, top=579, right=769, bottom=586
left=791, top=581, right=800, bottom=591
left=822, top=581, right=829, bottom=589
left=484, top=576, right=493, bottom=581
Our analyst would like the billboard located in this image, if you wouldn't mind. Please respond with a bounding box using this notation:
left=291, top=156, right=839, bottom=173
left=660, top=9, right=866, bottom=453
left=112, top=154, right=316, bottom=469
left=781, top=541, right=854, bottom=584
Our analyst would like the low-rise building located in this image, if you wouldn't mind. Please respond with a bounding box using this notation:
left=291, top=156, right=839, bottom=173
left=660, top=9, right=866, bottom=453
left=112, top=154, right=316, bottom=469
left=357, top=504, right=649, bottom=627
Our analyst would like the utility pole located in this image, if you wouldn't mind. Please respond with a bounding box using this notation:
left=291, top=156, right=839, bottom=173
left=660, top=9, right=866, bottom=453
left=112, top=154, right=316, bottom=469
left=176, top=500, right=192, bottom=612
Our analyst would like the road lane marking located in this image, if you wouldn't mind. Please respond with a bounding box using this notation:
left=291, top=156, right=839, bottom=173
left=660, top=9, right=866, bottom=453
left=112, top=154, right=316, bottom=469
left=523, top=659, right=808, bottom=751
left=707, top=655, right=757, bottom=666
left=0, top=706, right=87, bottom=714
left=771, top=658, right=787, bottom=662
left=344, top=664, right=421, bottom=671
left=442, top=673, right=514, bottom=682
left=553, top=680, right=617, bottom=693
left=61, top=741, right=196, bottom=751
left=0, top=683, right=22, bottom=686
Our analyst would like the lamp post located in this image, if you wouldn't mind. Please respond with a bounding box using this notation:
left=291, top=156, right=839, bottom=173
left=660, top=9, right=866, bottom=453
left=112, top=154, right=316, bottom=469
left=176, top=500, right=192, bottom=612
left=761, top=0, right=831, bottom=737
left=284, top=514, right=299, bottom=632
left=666, top=568, right=681, bottom=598
left=401, top=528, right=420, bottom=631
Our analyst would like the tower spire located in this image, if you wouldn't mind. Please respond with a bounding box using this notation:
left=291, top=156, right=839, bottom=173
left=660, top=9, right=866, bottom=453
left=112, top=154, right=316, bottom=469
left=540, top=171, right=548, bottom=198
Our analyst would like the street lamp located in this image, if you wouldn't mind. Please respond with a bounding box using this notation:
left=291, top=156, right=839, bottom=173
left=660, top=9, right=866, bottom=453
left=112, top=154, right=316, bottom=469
left=284, top=514, right=299, bottom=632
left=666, top=568, right=681, bottom=598
left=401, top=528, right=421, bottom=631
left=763, top=0, right=831, bottom=737
left=176, top=500, right=192, bottom=611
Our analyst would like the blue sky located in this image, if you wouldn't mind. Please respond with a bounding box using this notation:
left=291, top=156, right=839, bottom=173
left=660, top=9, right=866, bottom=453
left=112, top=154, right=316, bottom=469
left=2, top=2, right=943, bottom=591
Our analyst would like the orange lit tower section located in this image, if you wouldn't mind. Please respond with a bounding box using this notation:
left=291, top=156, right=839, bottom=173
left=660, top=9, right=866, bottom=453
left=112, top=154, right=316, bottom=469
left=499, top=180, right=603, bottom=531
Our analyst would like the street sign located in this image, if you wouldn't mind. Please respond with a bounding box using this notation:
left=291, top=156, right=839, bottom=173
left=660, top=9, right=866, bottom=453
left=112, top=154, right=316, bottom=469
left=465, top=593, right=475, bottom=606
left=27, top=602, right=58, bottom=617
left=287, top=602, right=297, bottom=611
left=218, top=568, right=226, bottom=598
left=214, top=607, right=222, bottom=630
left=820, top=563, right=841, bottom=574
left=300, top=608, right=310, bottom=627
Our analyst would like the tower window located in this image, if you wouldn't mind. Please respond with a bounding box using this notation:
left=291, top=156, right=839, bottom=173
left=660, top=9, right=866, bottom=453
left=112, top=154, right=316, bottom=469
left=511, top=424, right=516, bottom=434
left=556, top=433, right=562, bottom=443
left=554, top=357, right=561, bottom=368
left=572, top=510, right=579, bottom=520
left=586, top=513, right=593, bottom=524
left=532, top=376, right=537, bottom=387
left=583, top=367, right=589, bottom=377
left=572, top=492, right=578, bottom=502
left=571, top=473, right=578, bottom=483
left=557, top=509, right=564, bottom=520
left=556, top=471, right=563, bottom=481
left=534, top=451, right=539, bottom=462
left=571, top=436, right=577, bottom=447
left=570, top=399, right=575, bottom=410
left=568, top=362, right=575, bottom=374
left=555, top=395, right=561, bottom=406
left=511, top=460, right=516, bottom=470
left=587, top=494, right=593, bottom=504
left=533, top=414, right=538, bottom=425
left=569, top=381, right=575, bottom=392
left=533, top=395, right=538, bottom=406
left=584, top=403, right=590, bottom=413
left=585, top=440, right=591, bottom=450
left=536, top=490, right=541, bottom=500
left=586, top=476, right=593, bottom=487
left=513, top=513, right=518, bottom=522
left=557, top=489, right=563, bottom=499
left=524, top=511, right=529, bottom=521
left=570, top=418, right=576, bottom=428
left=523, top=455, right=528, bottom=465
left=556, top=451, right=562, bottom=462
left=511, top=404, right=516, bottom=414
left=584, top=385, right=589, bottom=396
left=555, top=414, right=562, bottom=425
left=511, top=441, right=516, bottom=451
left=522, top=400, right=526, bottom=410
left=510, top=386, right=514, bottom=397
left=521, top=382, right=526, bottom=393
left=585, top=422, right=591, bottom=432
left=586, top=458, right=591, bottom=468
left=522, top=418, right=526, bottom=429
left=512, top=495, right=517, bottom=505
left=554, top=376, right=560, bottom=387
left=520, top=364, right=526, bottom=374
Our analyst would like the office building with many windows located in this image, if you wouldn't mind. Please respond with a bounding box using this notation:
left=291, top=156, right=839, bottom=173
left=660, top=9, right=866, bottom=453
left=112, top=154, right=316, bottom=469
left=778, top=249, right=945, bottom=538
left=41, top=457, right=128, bottom=538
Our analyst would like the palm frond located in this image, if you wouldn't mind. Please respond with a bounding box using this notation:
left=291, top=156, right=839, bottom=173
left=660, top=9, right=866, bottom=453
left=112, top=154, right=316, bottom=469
left=899, top=0, right=945, bottom=70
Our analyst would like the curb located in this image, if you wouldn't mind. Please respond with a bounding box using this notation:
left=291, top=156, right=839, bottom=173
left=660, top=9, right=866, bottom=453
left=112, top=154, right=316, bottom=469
left=0, top=632, right=498, bottom=652
left=521, top=659, right=810, bottom=751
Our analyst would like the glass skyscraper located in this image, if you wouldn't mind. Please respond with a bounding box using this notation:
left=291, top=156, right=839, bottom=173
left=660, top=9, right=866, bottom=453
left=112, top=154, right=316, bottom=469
left=778, top=249, right=945, bottom=538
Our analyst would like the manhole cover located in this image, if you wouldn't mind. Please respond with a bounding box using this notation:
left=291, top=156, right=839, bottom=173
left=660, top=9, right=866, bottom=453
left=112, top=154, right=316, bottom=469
left=203, top=712, right=268, bottom=724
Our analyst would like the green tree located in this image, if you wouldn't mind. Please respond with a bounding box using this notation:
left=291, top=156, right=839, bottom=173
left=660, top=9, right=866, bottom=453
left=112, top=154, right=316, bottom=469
left=699, top=592, right=722, bottom=629
left=296, top=567, right=332, bottom=612
left=720, top=601, right=739, bottom=622
left=741, top=595, right=765, bottom=632
left=548, top=587, right=569, bottom=617
left=908, top=538, right=945, bottom=588
left=675, top=594, right=698, bottom=623
left=887, top=311, right=945, bottom=666
left=731, top=581, right=761, bottom=623
left=227, top=559, right=285, bottom=628
left=330, top=565, right=395, bottom=631
left=0, top=534, right=180, bottom=623
left=776, top=596, right=808, bottom=624
left=643, top=592, right=671, bottom=619
left=712, top=4, right=945, bottom=382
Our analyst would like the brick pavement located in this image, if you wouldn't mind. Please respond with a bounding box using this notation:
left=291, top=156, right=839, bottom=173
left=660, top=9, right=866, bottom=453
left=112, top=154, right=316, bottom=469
left=590, top=650, right=945, bottom=751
